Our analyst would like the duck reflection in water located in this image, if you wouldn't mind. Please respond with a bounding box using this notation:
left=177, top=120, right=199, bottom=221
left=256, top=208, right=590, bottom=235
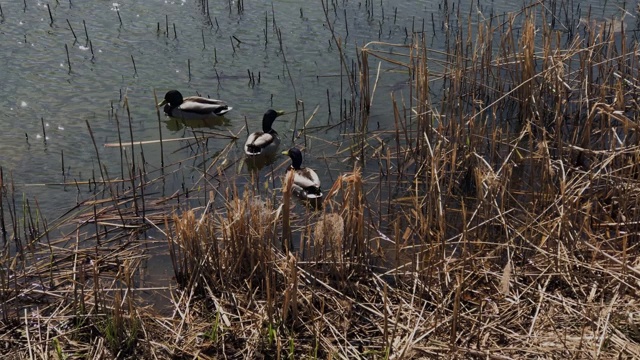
left=164, top=116, right=230, bottom=132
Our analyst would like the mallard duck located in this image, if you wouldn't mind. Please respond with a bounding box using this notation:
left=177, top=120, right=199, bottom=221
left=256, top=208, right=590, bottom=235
left=282, top=147, right=322, bottom=199
left=158, top=90, right=232, bottom=120
left=244, top=109, right=285, bottom=156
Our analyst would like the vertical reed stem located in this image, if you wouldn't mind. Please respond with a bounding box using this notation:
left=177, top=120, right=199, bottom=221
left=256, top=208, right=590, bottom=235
left=65, top=44, right=71, bottom=73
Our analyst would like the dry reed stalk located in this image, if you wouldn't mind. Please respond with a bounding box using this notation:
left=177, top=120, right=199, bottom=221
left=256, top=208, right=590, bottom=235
left=325, top=165, right=366, bottom=267
left=331, top=4, right=640, bottom=358
left=282, top=170, right=294, bottom=254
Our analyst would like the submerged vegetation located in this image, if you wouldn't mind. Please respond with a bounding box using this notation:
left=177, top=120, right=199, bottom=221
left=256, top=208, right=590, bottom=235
left=3, top=1, right=640, bottom=358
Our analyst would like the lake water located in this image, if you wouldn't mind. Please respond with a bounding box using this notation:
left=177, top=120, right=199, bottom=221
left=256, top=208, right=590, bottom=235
left=0, top=0, right=631, bottom=230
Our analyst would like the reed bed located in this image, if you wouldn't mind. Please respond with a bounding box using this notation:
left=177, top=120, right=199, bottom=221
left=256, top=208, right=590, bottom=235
left=3, top=2, right=640, bottom=359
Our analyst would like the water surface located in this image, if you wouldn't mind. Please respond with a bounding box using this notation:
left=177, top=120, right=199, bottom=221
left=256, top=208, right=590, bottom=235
left=0, top=0, right=630, bottom=232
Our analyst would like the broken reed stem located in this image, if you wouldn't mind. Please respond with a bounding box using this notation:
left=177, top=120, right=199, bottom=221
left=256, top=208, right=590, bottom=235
left=124, top=97, right=139, bottom=216
left=300, top=100, right=307, bottom=148
left=229, top=36, right=236, bottom=53
left=153, top=89, right=165, bottom=168
left=85, top=120, right=105, bottom=184
left=113, top=110, right=125, bottom=185
left=138, top=167, right=146, bottom=220
left=82, top=19, right=89, bottom=44
left=116, top=7, right=122, bottom=26
left=60, top=150, right=65, bottom=177
left=47, top=4, right=54, bottom=25
left=65, top=43, right=71, bottom=73
left=264, top=11, right=268, bottom=46
left=40, top=118, right=46, bottom=143
left=131, top=55, right=137, bottom=76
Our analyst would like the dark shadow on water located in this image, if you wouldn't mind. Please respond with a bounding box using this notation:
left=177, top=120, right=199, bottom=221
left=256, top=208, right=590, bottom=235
left=164, top=116, right=230, bottom=132
left=244, top=154, right=279, bottom=172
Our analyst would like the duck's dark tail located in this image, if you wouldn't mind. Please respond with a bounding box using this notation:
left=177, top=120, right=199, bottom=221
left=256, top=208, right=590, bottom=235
left=304, top=186, right=323, bottom=199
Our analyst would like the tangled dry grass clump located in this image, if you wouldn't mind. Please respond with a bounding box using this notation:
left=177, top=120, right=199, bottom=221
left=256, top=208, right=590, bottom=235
left=2, top=2, right=640, bottom=359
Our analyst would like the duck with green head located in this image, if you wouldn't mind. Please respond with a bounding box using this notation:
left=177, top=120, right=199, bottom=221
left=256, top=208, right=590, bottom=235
left=244, top=109, right=285, bottom=156
left=158, top=90, right=232, bottom=120
left=282, top=147, right=322, bottom=200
